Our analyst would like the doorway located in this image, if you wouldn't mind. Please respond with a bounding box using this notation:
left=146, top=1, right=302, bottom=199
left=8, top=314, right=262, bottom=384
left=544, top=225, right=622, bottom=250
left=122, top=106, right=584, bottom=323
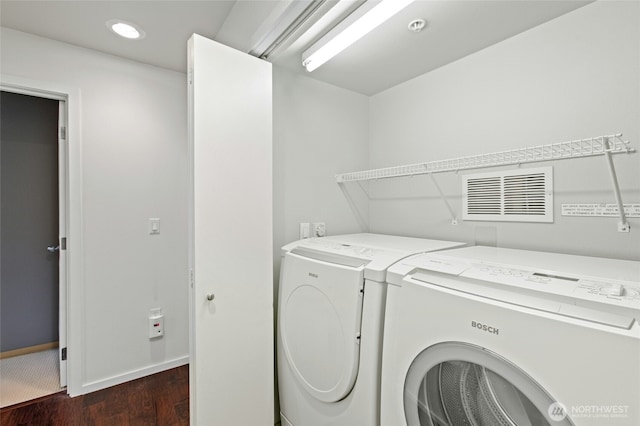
left=0, top=90, right=67, bottom=407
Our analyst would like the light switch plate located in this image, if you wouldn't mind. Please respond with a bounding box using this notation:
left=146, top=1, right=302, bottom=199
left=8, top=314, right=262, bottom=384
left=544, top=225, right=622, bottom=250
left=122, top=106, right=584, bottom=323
left=149, top=218, right=160, bottom=235
left=299, top=223, right=310, bottom=239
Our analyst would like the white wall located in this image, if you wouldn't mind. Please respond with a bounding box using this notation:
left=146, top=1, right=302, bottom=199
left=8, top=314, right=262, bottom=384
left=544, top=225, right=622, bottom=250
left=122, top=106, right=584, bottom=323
left=273, top=66, right=369, bottom=265
left=1, top=28, right=189, bottom=393
left=368, top=1, right=640, bottom=260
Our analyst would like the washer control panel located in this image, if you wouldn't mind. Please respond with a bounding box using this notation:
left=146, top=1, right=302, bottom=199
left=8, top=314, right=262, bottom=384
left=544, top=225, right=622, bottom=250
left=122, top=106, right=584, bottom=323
left=459, top=263, right=640, bottom=309
left=576, top=280, right=640, bottom=300
left=463, top=265, right=580, bottom=286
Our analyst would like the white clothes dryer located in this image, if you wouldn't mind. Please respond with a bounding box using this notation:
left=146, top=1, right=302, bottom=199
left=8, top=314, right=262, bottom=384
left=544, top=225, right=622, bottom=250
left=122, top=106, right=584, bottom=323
left=277, top=233, right=465, bottom=426
left=381, top=246, right=640, bottom=426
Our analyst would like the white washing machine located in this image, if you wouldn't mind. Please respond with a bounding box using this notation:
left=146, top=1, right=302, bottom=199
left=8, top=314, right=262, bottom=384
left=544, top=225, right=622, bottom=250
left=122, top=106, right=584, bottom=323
left=277, top=233, right=465, bottom=426
left=381, top=246, right=640, bottom=426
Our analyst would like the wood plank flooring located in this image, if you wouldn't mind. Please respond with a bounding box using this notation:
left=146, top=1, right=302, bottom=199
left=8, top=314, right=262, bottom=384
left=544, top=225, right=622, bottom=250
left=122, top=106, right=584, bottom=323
left=0, top=365, right=189, bottom=426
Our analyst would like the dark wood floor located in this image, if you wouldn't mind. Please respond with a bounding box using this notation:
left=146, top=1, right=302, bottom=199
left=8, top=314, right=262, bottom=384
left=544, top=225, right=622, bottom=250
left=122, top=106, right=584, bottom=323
left=0, top=365, right=189, bottom=426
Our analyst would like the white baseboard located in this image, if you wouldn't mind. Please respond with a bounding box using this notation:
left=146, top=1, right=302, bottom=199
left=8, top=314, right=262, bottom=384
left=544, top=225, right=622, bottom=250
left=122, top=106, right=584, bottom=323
left=77, top=356, right=189, bottom=396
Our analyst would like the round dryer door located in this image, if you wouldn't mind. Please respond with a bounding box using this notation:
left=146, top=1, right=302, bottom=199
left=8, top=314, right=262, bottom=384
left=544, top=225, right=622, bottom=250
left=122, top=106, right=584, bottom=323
left=279, top=251, right=366, bottom=402
left=404, top=343, right=574, bottom=426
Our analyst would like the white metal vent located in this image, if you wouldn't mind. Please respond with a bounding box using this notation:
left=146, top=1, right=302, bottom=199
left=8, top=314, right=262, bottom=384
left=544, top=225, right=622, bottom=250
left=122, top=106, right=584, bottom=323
left=463, top=167, right=553, bottom=222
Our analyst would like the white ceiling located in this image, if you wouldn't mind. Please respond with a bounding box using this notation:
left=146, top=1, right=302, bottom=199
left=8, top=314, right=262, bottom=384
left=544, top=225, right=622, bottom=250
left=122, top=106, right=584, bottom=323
left=0, top=0, right=591, bottom=95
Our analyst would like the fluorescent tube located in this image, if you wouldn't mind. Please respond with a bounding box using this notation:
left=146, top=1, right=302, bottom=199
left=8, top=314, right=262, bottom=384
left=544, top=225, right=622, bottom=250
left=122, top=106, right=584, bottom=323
left=302, top=0, right=414, bottom=72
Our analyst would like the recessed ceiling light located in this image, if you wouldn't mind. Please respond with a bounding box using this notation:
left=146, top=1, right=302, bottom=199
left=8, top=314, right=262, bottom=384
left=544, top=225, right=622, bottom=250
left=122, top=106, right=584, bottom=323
left=408, top=19, right=426, bottom=33
left=107, top=19, right=145, bottom=40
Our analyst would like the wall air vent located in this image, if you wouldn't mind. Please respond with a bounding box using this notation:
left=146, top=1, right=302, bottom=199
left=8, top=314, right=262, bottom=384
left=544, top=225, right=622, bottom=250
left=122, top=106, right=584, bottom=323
left=463, top=167, right=553, bottom=223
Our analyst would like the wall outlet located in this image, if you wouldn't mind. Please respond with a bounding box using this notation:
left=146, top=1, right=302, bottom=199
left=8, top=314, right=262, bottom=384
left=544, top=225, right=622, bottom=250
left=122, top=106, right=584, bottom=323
left=312, top=222, right=325, bottom=237
left=149, top=309, right=164, bottom=339
left=299, top=222, right=310, bottom=239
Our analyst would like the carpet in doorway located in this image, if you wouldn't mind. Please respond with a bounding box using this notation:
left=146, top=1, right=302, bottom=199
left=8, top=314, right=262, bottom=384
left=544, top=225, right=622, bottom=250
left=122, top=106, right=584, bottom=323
left=0, top=349, right=62, bottom=408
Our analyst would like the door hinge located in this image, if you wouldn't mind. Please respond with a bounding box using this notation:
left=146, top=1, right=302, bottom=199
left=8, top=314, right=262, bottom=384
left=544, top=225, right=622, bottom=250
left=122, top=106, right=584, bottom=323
left=189, top=269, right=195, bottom=288
left=188, top=69, right=193, bottom=85
left=60, top=126, right=67, bottom=140
left=61, top=347, right=67, bottom=361
left=60, top=237, right=67, bottom=250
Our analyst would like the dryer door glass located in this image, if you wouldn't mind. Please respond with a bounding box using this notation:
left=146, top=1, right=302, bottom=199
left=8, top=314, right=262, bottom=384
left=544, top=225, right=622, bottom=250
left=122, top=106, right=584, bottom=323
left=418, top=361, right=545, bottom=426
left=404, top=343, right=574, bottom=426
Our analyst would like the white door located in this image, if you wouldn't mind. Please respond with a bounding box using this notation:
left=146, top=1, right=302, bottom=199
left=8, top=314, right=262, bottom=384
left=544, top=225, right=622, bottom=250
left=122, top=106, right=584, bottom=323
left=57, top=100, right=67, bottom=388
left=188, top=34, right=274, bottom=426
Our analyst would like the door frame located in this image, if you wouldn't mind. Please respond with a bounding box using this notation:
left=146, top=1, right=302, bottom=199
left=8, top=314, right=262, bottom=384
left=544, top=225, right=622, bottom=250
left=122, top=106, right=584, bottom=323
left=1, top=74, right=83, bottom=396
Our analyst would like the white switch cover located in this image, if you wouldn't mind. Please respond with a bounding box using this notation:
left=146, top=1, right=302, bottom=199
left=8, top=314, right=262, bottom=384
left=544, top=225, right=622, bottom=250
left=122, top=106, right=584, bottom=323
left=312, top=222, right=325, bottom=237
left=149, top=218, right=160, bottom=235
left=149, top=313, right=164, bottom=339
left=299, top=223, right=310, bottom=239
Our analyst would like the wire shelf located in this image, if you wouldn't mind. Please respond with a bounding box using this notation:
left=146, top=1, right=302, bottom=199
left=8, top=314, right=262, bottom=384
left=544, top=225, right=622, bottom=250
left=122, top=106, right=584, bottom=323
left=336, top=134, right=634, bottom=183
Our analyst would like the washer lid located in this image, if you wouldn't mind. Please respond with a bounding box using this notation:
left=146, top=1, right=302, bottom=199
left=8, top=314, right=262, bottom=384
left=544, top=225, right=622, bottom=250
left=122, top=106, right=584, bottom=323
left=280, top=251, right=365, bottom=402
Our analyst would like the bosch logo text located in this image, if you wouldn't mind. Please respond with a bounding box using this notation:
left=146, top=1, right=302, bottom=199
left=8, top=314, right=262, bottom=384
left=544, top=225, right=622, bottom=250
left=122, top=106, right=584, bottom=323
left=471, top=321, right=499, bottom=335
left=308, top=273, right=318, bottom=278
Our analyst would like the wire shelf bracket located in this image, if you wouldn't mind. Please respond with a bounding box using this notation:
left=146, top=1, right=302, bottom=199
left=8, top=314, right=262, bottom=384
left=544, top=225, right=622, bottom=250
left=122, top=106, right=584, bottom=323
left=336, top=133, right=635, bottom=232
left=428, top=173, right=458, bottom=225
left=603, top=136, right=631, bottom=232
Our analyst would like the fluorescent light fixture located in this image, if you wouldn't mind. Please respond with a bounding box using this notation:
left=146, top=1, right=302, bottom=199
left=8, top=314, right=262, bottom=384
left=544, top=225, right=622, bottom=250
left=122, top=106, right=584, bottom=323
left=249, top=0, right=316, bottom=58
left=302, top=0, right=414, bottom=72
left=107, top=19, right=145, bottom=40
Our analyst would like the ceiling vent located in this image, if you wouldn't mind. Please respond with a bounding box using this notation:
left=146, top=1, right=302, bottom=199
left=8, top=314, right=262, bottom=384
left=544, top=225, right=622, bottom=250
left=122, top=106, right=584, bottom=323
left=462, top=167, right=553, bottom=223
